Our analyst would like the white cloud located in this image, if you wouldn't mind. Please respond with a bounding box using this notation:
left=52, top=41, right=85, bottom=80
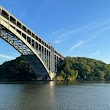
left=0, top=54, right=15, bottom=59
left=47, top=29, right=65, bottom=44
left=56, top=24, right=93, bottom=39
left=69, top=35, right=98, bottom=53
left=48, top=30, right=63, bottom=38
left=51, top=25, right=92, bottom=44
left=91, top=50, right=101, bottom=57
left=54, top=18, right=110, bottom=41
left=86, top=36, right=97, bottom=42
left=53, top=40, right=63, bottom=44
left=69, top=41, right=85, bottom=51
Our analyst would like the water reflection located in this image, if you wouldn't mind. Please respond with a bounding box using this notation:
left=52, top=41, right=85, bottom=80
left=18, top=81, right=55, bottom=110
left=55, top=80, right=80, bottom=86
left=1, top=81, right=110, bottom=110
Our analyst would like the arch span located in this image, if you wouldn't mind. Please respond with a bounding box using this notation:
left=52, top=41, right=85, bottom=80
left=0, top=6, right=64, bottom=80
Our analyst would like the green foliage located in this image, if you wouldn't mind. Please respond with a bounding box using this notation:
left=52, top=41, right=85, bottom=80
left=0, top=56, right=110, bottom=82
left=56, top=76, right=64, bottom=81
left=57, top=57, right=110, bottom=81
left=0, top=57, right=37, bottom=81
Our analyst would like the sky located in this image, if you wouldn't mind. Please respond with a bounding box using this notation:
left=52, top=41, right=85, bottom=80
left=0, top=0, right=110, bottom=64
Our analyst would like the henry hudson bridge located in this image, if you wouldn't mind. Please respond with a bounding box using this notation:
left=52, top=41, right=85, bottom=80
left=0, top=6, right=64, bottom=80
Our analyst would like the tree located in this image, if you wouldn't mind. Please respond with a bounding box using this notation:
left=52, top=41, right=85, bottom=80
left=56, top=56, right=110, bottom=81
left=0, top=57, right=37, bottom=81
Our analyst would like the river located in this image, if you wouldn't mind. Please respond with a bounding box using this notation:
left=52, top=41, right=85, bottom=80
left=0, top=81, right=110, bottom=110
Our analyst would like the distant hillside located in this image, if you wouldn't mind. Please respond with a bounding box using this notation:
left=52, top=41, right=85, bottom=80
left=56, top=57, right=110, bottom=81
left=0, top=56, right=110, bottom=82
left=0, top=57, right=36, bottom=82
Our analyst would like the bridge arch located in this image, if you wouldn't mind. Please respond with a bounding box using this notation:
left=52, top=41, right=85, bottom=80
left=0, top=6, right=64, bottom=80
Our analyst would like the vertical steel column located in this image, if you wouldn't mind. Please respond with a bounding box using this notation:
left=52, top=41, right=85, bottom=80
left=35, top=42, right=38, bottom=52
left=34, top=40, right=36, bottom=50
left=41, top=45, right=42, bottom=60
left=38, top=43, right=39, bottom=56
left=46, top=50, right=48, bottom=69
left=0, top=8, right=1, bottom=37
left=30, top=33, right=32, bottom=47
left=50, top=46, right=55, bottom=73
left=43, top=47, right=45, bottom=64
left=48, top=50, right=50, bottom=70
left=21, top=33, right=24, bottom=54
left=46, top=49, right=48, bottom=67
left=25, top=35, right=27, bottom=48
left=45, top=49, right=47, bottom=66
left=49, top=50, right=51, bottom=71
left=55, top=55, right=57, bottom=72
left=49, top=47, right=52, bottom=71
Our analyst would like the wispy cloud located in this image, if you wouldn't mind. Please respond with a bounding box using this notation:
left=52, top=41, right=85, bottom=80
left=48, top=18, right=110, bottom=46
left=49, top=24, right=92, bottom=44
left=53, top=40, right=63, bottom=44
left=55, top=19, right=110, bottom=40
left=10, top=52, right=20, bottom=56
left=90, top=50, right=101, bottom=57
left=48, top=24, right=91, bottom=44
left=86, top=35, right=97, bottom=42
left=69, top=35, right=97, bottom=52
left=69, top=41, right=85, bottom=51
left=0, top=54, right=15, bottom=59
left=47, top=29, right=65, bottom=44
left=51, top=25, right=92, bottom=44
left=17, top=8, right=26, bottom=20
left=56, top=24, right=93, bottom=39
left=48, top=30, right=64, bottom=38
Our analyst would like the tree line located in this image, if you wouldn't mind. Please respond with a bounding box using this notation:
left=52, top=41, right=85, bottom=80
left=56, top=57, right=110, bottom=81
left=0, top=56, right=110, bottom=81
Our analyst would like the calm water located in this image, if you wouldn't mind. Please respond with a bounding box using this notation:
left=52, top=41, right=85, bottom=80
left=0, top=81, right=110, bottom=110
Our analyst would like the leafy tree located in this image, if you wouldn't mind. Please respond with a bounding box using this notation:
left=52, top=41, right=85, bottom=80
left=56, top=56, right=110, bottom=81
left=0, top=57, right=37, bottom=81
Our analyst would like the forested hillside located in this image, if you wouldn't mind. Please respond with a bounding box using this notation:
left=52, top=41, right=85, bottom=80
left=0, top=57, right=36, bottom=81
left=0, top=56, right=110, bottom=81
left=56, top=57, right=110, bottom=81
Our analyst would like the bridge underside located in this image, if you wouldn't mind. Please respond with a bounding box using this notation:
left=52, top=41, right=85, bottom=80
left=22, top=55, right=51, bottom=80
left=0, top=27, right=55, bottom=80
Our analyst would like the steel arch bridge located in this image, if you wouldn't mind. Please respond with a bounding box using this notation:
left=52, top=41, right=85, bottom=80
left=0, top=6, right=64, bottom=80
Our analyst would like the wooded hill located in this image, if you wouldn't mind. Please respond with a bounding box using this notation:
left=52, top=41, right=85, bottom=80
left=56, top=57, right=110, bottom=81
left=0, top=57, right=36, bottom=81
left=0, top=56, right=110, bottom=81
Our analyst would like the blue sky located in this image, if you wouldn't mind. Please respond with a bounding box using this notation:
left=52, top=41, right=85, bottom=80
left=0, top=0, right=110, bottom=64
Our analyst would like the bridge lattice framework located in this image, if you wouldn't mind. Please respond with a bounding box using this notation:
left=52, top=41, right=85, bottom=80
left=0, top=6, right=64, bottom=80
